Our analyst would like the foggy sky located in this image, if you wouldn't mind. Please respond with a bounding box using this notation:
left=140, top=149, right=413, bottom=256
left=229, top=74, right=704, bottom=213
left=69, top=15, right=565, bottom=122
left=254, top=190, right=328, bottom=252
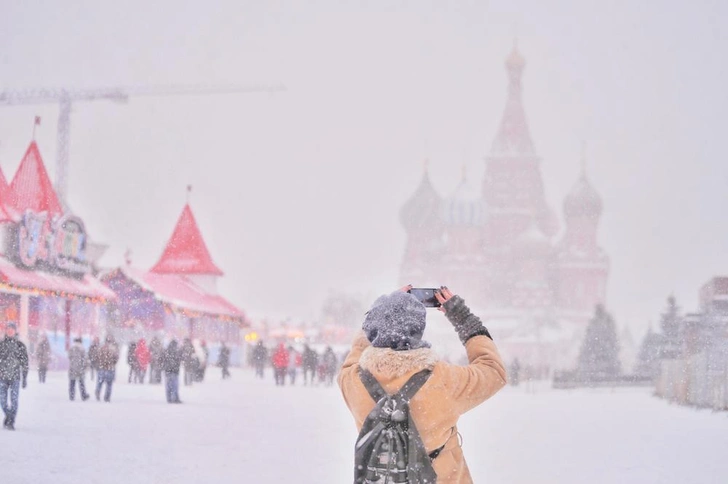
left=1, top=0, right=727, bottom=337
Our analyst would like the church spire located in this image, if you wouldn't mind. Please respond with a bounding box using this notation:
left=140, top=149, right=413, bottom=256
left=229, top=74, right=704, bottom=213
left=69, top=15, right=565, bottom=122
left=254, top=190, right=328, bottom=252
left=491, top=41, right=535, bottom=156
left=506, top=39, right=526, bottom=95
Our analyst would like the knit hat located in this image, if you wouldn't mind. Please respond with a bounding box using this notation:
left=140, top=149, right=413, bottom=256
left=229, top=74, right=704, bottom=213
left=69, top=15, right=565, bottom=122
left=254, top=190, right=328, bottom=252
left=363, top=292, right=430, bottom=351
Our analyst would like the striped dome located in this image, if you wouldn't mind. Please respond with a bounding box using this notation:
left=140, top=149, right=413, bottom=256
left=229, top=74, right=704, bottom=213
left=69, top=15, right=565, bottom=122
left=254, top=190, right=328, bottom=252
left=443, top=177, right=487, bottom=227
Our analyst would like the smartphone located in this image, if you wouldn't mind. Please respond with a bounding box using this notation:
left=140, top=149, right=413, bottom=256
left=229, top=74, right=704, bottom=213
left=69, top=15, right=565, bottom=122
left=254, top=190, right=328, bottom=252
left=408, top=288, right=441, bottom=308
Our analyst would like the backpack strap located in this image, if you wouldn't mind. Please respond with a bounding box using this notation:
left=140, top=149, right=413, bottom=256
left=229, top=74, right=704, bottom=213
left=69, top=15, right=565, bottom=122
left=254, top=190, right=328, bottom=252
left=396, top=369, right=432, bottom=402
left=359, top=368, right=432, bottom=403
left=358, top=368, right=387, bottom=403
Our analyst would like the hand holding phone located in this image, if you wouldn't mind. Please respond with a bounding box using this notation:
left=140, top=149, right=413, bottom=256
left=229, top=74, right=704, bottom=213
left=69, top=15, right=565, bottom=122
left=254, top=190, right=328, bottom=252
left=408, top=288, right=442, bottom=308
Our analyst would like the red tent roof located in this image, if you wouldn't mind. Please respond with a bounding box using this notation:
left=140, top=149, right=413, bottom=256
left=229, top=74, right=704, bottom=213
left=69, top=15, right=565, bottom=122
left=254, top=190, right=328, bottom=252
left=151, top=204, right=223, bottom=276
left=115, top=267, right=244, bottom=321
left=9, top=141, right=63, bottom=217
left=0, top=167, right=16, bottom=222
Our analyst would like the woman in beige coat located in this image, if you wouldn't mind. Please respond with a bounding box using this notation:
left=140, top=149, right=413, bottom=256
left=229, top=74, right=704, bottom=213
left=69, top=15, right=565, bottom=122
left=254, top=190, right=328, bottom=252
left=338, top=286, right=507, bottom=483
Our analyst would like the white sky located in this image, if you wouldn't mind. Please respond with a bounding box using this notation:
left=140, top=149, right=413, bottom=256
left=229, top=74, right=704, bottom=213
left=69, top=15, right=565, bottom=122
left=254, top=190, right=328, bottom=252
left=1, top=0, right=727, bottom=335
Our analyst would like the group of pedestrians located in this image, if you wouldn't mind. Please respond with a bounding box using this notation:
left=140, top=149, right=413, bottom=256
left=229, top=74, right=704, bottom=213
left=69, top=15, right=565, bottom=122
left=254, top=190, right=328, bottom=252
left=122, top=337, right=169, bottom=385
left=253, top=341, right=340, bottom=387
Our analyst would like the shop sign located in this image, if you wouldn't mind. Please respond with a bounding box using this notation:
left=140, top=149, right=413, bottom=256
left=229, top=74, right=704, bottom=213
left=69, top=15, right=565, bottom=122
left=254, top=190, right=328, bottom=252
left=16, top=211, right=89, bottom=275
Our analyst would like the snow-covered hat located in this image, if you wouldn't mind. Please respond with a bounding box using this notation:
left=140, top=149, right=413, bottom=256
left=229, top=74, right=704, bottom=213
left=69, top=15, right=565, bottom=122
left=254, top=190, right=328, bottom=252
left=363, top=292, right=430, bottom=351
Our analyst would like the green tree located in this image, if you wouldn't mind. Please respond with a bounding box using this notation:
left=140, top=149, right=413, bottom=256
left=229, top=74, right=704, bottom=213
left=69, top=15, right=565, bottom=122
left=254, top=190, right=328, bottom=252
left=634, top=326, right=664, bottom=379
left=577, top=304, right=621, bottom=381
left=660, top=295, right=681, bottom=339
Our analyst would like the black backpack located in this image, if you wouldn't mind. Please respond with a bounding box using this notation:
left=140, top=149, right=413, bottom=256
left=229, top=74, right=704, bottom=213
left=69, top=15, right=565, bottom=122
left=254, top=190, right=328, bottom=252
left=354, top=368, right=439, bottom=484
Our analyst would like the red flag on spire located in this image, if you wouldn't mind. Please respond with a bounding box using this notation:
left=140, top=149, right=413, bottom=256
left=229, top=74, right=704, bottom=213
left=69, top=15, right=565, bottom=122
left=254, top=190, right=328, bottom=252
left=34, top=116, right=41, bottom=126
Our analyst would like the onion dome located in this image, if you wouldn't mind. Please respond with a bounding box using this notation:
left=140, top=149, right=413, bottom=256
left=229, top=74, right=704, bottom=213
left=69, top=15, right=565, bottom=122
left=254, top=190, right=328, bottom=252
left=515, top=221, right=552, bottom=255
left=400, top=167, right=442, bottom=230
left=443, top=168, right=487, bottom=226
left=564, top=173, right=602, bottom=219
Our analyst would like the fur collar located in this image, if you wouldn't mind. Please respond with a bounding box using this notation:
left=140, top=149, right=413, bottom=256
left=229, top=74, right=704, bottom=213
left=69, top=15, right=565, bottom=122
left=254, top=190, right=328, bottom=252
left=359, top=346, right=439, bottom=379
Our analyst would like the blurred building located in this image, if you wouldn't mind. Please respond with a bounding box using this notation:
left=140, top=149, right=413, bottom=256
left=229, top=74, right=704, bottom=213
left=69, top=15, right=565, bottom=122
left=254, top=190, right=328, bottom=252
left=0, top=140, right=115, bottom=368
left=656, top=277, right=728, bottom=410
left=399, top=46, right=609, bottom=370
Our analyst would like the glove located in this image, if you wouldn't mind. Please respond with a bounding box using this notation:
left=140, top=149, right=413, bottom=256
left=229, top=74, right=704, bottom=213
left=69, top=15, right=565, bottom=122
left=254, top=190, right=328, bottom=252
left=443, top=295, right=492, bottom=344
left=22, top=378, right=27, bottom=389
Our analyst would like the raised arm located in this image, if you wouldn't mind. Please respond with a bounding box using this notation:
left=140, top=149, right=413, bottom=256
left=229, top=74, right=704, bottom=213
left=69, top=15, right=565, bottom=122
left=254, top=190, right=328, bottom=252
left=436, top=289, right=507, bottom=414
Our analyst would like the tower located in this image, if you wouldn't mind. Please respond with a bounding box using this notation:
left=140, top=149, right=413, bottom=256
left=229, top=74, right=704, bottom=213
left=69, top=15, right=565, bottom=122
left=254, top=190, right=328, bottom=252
left=440, top=166, right=488, bottom=296
left=482, top=43, right=556, bottom=248
left=556, top=156, right=609, bottom=313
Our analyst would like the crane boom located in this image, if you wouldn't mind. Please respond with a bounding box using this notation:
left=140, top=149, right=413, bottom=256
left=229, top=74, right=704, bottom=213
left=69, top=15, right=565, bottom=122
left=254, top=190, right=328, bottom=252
left=0, top=83, right=285, bottom=209
left=0, top=88, right=129, bottom=105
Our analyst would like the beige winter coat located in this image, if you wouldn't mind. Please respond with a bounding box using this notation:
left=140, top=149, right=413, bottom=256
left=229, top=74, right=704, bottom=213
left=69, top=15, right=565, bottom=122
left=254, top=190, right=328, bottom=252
left=338, top=332, right=507, bottom=483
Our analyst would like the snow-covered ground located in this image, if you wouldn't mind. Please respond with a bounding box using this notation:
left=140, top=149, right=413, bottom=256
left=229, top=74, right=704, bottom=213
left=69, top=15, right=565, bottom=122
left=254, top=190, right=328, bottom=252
left=4, top=368, right=728, bottom=484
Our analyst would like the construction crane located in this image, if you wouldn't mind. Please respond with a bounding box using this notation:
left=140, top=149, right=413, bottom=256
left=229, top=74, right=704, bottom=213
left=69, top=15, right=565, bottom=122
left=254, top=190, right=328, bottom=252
left=0, top=83, right=286, bottom=207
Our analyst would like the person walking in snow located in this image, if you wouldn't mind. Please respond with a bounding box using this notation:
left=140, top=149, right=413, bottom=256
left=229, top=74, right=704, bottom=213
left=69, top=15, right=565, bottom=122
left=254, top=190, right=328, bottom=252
left=252, top=341, right=267, bottom=379
left=95, top=335, right=119, bottom=402
left=149, top=336, right=164, bottom=384
left=217, top=343, right=231, bottom=379
left=88, top=336, right=100, bottom=381
left=0, top=322, right=29, bottom=431
left=127, top=341, right=139, bottom=383
left=198, top=340, right=209, bottom=382
left=68, top=337, right=89, bottom=401
left=135, top=339, right=151, bottom=384
left=163, top=339, right=183, bottom=404
left=322, top=346, right=338, bottom=387
left=36, top=334, right=51, bottom=383
left=271, top=343, right=289, bottom=386
left=287, top=346, right=300, bottom=385
left=510, top=358, right=521, bottom=386
left=302, top=345, right=318, bottom=386
left=181, top=338, right=196, bottom=386
left=338, top=286, right=507, bottom=483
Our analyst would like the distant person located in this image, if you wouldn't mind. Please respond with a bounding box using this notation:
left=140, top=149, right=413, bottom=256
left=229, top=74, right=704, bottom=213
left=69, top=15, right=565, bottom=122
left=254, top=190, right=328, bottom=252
left=87, top=337, right=100, bottom=381
left=287, top=346, right=300, bottom=386
left=127, top=341, right=138, bottom=384
left=36, top=335, right=51, bottom=383
left=322, top=346, right=338, bottom=387
left=135, top=339, right=151, bottom=384
left=338, top=286, right=507, bottom=483
left=271, top=343, right=289, bottom=386
left=67, top=337, right=89, bottom=401
left=149, top=337, right=164, bottom=384
left=252, top=341, right=267, bottom=379
left=181, top=338, right=196, bottom=386
left=0, top=322, right=29, bottom=431
left=510, top=358, right=521, bottom=387
left=95, top=335, right=120, bottom=402
left=218, top=343, right=231, bottom=379
left=163, top=340, right=183, bottom=404
left=302, top=345, right=318, bottom=386
left=198, top=340, right=209, bottom=382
